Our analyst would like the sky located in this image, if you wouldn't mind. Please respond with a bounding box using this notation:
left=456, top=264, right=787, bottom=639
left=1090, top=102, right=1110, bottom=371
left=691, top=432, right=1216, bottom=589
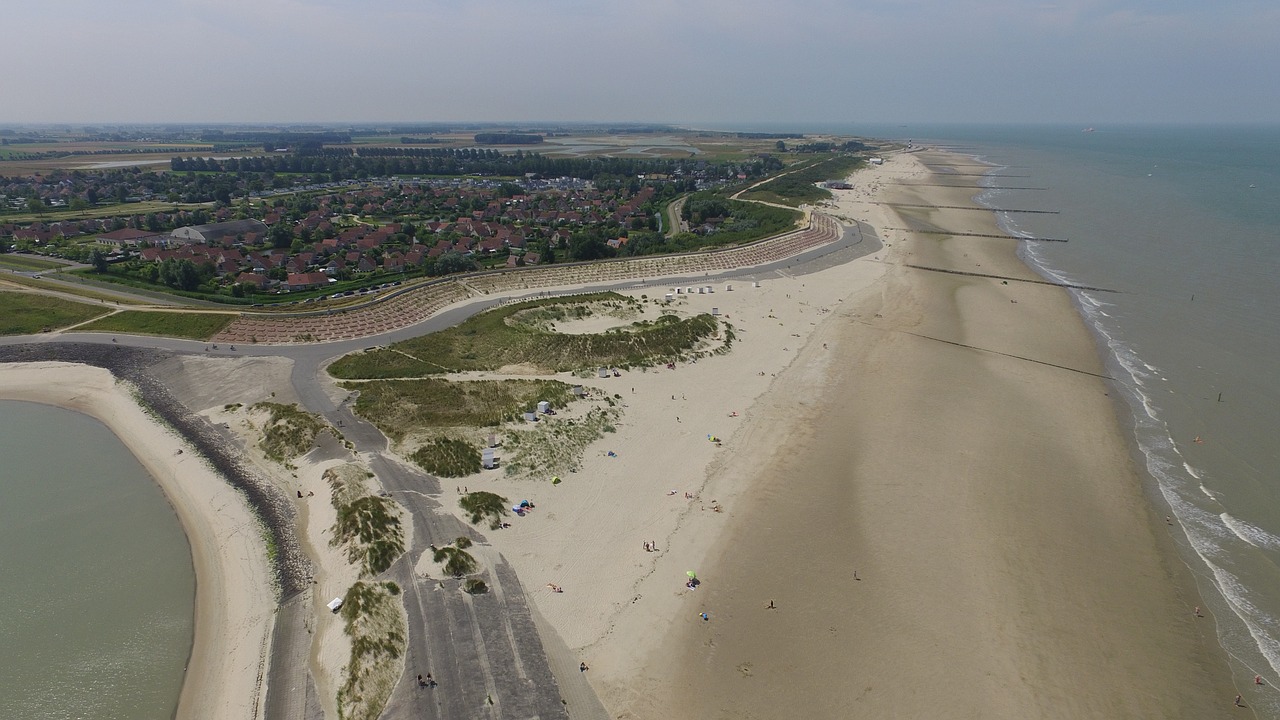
left=5, top=0, right=1279, bottom=126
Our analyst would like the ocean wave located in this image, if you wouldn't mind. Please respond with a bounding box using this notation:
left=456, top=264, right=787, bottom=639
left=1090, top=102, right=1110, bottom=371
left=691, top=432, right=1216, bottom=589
left=1223, top=514, right=1280, bottom=551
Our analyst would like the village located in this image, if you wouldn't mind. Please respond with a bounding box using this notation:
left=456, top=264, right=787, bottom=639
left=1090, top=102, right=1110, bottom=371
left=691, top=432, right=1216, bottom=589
left=1, top=175, right=701, bottom=297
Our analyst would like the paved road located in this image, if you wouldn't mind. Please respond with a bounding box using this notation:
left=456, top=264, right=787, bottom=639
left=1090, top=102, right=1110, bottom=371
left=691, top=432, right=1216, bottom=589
left=0, top=219, right=882, bottom=720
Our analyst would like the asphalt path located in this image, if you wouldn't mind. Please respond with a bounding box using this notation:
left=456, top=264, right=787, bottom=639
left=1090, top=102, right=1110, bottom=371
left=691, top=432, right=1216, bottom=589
left=0, top=220, right=882, bottom=720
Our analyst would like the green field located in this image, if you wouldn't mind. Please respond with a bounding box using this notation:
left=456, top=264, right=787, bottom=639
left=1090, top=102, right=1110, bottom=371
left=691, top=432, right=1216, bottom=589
left=0, top=291, right=110, bottom=335
left=76, top=310, right=236, bottom=340
left=1, top=200, right=209, bottom=225
left=0, top=255, right=65, bottom=272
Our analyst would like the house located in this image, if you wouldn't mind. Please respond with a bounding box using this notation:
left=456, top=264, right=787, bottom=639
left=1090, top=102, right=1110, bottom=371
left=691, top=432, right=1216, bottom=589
left=236, top=272, right=270, bottom=290
left=284, top=271, right=332, bottom=291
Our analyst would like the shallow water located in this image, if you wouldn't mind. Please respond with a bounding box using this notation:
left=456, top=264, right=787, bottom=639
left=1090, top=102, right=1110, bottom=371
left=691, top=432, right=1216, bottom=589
left=0, top=400, right=195, bottom=720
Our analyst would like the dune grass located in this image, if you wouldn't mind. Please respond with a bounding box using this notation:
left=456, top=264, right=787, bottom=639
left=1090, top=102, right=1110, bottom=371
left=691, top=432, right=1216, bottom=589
left=252, top=402, right=331, bottom=462
left=328, top=292, right=718, bottom=379
left=337, top=580, right=406, bottom=720
left=342, top=378, right=577, bottom=442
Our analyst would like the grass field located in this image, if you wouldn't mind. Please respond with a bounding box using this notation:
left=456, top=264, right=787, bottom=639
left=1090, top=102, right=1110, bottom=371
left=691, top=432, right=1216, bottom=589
left=0, top=290, right=110, bottom=335
left=0, top=273, right=151, bottom=305
left=76, top=310, right=236, bottom=340
left=0, top=255, right=66, bottom=272
left=328, top=293, right=719, bottom=379
left=0, top=200, right=210, bottom=225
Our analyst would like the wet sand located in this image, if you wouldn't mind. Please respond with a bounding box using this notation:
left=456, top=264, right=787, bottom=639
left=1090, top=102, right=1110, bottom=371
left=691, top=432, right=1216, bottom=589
left=627, top=151, right=1238, bottom=718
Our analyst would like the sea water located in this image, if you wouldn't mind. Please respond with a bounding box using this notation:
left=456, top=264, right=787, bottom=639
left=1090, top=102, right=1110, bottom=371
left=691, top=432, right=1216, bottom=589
left=0, top=400, right=195, bottom=720
left=769, top=122, right=1280, bottom=712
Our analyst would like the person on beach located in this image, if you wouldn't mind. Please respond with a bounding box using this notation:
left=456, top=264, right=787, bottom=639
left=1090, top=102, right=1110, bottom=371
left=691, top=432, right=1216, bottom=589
left=1195, top=606, right=1204, bottom=617
left=1235, top=694, right=1244, bottom=707
left=767, top=600, right=776, bottom=609
left=580, top=662, right=589, bottom=672
left=417, top=674, right=426, bottom=688
left=1257, top=675, right=1265, bottom=685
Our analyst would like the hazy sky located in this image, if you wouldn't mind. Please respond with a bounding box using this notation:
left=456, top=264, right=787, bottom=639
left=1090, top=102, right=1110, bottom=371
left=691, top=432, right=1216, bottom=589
left=7, top=0, right=1278, bottom=126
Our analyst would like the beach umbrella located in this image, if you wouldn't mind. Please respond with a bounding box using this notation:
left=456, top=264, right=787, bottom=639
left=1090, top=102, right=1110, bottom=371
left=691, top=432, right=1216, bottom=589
left=686, top=570, right=697, bottom=579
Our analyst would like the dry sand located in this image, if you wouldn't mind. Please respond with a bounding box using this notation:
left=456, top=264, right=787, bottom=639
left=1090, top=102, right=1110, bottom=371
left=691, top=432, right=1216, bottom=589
left=449, top=152, right=1239, bottom=718
left=0, top=149, right=1241, bottom=720
left=0, top=362, right=276, bottom=720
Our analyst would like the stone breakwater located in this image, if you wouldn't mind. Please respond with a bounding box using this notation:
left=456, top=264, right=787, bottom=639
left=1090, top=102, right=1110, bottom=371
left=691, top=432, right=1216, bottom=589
left=0, top=343, right=311, bottom=598
left=211, top=212, right=842, bottom=345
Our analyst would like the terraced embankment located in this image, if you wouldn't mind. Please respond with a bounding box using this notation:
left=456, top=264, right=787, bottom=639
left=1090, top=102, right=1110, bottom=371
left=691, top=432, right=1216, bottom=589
left=211, top=213, right=840, bottom=345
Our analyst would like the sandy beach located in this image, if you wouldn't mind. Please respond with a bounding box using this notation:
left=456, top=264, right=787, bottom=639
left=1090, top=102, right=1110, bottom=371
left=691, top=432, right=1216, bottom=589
left=457, top=151, right=1239, bottom=718
left=0, top=149, right=1242, bottom=720
left=0, top=363, right=276, bottom=720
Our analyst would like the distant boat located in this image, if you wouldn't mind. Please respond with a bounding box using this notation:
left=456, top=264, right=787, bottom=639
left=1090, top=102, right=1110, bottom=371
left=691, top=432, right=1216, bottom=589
left=1082, top=127, right=1095, bottom=133
left=1249, top=184, right=1257, bottom=188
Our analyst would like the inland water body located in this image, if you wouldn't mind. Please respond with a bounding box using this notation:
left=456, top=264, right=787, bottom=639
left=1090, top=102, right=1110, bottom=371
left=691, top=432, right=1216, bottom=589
left=0, top=400, right=194, bottom=720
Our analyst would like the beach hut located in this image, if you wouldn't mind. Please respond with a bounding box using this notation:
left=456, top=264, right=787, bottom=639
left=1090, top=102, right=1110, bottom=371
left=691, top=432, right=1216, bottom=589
left=725, top=284, right=733, bottom=291
left=327, top=597, right=344, bottom=613
left=753, top=281, right=760, bottom=288
left=482, top=448, right=497, bottom=469
left=572, top=385, right=586, bottom=397
left=711, top=307, right=720, bottom=316
left=523, top=411, right=538, bottom=422
left=664, top=293, right=674, bottom=302
left=537, top=400, right=551, bottom=414
left=598, top=367, right=610, bottom=378
left=704, top=286, right=713, bottom=294
left=675, top=287, right=683, bottom=294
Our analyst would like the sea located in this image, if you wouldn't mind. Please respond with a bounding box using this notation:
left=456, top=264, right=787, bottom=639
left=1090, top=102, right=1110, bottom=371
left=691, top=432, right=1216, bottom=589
left=757, top=122, right=1280, bottom=710
left=0, top=400, right=194, bottom=720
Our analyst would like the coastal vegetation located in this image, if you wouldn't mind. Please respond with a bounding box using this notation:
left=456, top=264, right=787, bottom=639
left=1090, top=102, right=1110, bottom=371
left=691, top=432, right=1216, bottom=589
left=0, top=291, right=108, bottom=334
left=739, top=155, right=864, bottom=206
left=327, top=293, right=720, bottom=379
left=343, top=378, right=577, bottom=438
left=459, top=492, right=509, bottom=530
left=432, top=536, right=480, bottom=576
left=502, top=405, right=622, bottom=479
left=410, top=437, right=481, bottom=478
left=337, top=580, right=406, bottom=720
left=77, top=310, right=235, bottom=340
left=251, top=401, right=332, bottom=462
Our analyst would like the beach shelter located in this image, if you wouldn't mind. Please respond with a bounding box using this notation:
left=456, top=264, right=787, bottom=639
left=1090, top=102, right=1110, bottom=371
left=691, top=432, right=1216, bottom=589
left=537, top=400, right=551, bottom=414
left=482, top=448, right=497, bottom=469
left=686, top=571, right=697, bottom=579
left=327, top=597, right=344, bottom=613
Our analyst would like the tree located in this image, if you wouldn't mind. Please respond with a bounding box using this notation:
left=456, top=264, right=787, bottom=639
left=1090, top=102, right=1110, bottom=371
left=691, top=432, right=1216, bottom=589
left=433, top=251, right=477, bottom=276
left=89, top=249, right=109, bottom=274
left=269, top=223, right=293, bottom=249
left=27, top=196, right=45, bottom=214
